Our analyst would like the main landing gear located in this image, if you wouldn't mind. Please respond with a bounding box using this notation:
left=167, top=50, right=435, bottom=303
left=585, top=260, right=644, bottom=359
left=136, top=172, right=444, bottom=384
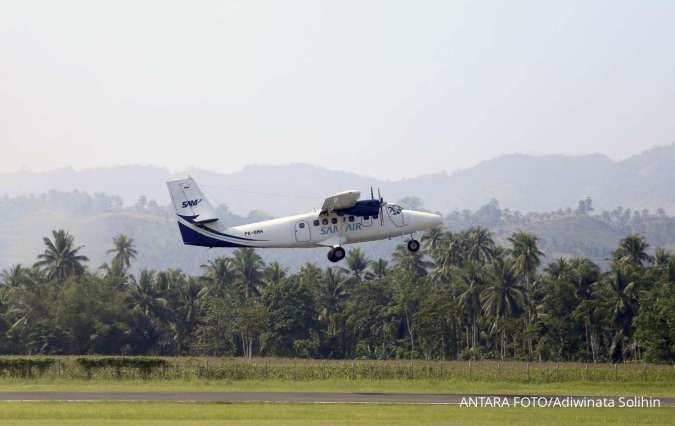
left=407, top=239, right=420, bottom=252
left=327, top=246, right=346, bottom=263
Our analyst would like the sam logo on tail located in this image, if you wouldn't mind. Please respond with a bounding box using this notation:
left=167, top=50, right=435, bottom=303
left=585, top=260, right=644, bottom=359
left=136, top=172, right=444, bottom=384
left=181, top=199, right=202, bottom=208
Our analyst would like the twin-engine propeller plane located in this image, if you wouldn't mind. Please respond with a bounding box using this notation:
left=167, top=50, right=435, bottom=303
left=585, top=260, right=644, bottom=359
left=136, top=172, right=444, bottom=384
left=167, top=176, right=442, bottom=262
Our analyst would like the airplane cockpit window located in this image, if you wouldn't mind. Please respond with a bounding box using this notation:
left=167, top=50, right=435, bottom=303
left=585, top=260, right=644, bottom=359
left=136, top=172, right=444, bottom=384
left=387, top=204, right=403, bottom=215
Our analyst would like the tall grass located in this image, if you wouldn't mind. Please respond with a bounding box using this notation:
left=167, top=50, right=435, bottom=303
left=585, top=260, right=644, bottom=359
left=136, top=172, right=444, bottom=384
left=0, top=356, right=672, bottom=383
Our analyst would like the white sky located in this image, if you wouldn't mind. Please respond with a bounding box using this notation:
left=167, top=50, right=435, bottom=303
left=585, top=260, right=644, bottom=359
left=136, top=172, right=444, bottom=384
left=2, top=0, right=674, bottom=180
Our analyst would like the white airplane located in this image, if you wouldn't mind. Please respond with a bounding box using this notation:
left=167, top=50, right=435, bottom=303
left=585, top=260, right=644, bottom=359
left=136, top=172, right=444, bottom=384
left=167, top=176, right=442, bottom=262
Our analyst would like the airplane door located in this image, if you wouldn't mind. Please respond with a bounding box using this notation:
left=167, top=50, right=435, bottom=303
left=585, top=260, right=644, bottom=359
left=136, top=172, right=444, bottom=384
left=294, top=221, right=311, bottom=242
left=387, top=205, right=406, bottom=227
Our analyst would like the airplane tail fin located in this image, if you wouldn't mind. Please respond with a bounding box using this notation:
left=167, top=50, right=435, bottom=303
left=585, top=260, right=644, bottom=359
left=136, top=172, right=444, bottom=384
left=166, top=176, right=219, bottom=224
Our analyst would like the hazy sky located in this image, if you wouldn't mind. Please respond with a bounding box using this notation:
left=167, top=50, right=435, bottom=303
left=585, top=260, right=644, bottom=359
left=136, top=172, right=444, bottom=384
left=2, top=1, right=674, bottom=180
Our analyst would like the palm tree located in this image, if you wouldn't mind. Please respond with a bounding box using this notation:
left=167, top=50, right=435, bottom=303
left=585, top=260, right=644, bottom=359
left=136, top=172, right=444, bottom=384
left=0, top=265, right=27, bottom=288
left=172, top=277, right=204, bottom=354
left=200, top=257, right=236, bottom=297
left=457, top=261, right=484, bottom=353
left=34, top=229, right=89, bottom=281
left=344, top=248, right=369, bottom=283
left=543, top=258, right=573, bottom=281
left=392, top=244, right=432, bottom=278
left=2, top=266, right=49, bottom=336
left=106, top=234, right=138, bottom=272
left=508, top=231, right=544, bottom=359
left=431, top=233, right=464, bottom=283
left=232, top=248, right=264, bottom=298
left=298, top=263, right=322, bottom=288
left=264, top=261, right=287, bottom=287
left=481, top=257, right=526, bottom=360
left=318, top=268, right=350, bottom=335
left=613, top=234, right=652, bottom=267
left=604, top=268, right=638, bottom=361
left=128, top=270, right=168, bottom=319
left=466, top=227, right=495, bottom=263
left=509, top=231, right=544, bottom=284
left=421, top=226, right=445, bottom=252
left=653, top=247, right=671, bottom=266
left=569, top=258, right=600, bottom=362
left=652, top=247, right=675, bottom=283
left=367, top=259, right=389, bottom=280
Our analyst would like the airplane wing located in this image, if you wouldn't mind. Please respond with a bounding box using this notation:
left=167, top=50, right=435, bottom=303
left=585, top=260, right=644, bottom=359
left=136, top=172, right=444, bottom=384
left=321, top=190, right=360, bottom=213
left=316, top=235, right=347, bottom=248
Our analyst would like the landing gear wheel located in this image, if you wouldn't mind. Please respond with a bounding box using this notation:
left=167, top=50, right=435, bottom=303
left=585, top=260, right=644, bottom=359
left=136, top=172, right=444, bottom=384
left=407, top=239, right=420, bottom=252
left=327, top=246, right=346, bottom=262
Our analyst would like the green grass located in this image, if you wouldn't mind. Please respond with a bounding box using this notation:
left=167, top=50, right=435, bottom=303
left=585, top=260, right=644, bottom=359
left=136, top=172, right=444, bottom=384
left=2, top=356, right=672, bottom=384
left=0, top=402, right=672, bottom=425
left=0, top=378, right=673, bottom=397
left=1, top=356, right=672, bottom=399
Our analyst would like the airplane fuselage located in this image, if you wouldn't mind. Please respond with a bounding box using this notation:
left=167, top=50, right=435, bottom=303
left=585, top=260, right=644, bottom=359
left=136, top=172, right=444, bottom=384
left=177, top=206, right=441, bottom=249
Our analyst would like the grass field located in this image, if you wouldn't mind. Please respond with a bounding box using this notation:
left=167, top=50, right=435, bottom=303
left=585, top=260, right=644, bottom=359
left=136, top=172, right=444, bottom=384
left=2, top=356, right=673, bottom=384
left=0, top=356, right=673, bottom=397
left=1, top=357, right=672, bottom=425
left=0, top=402, right=672, bottom=426
left=0, top=378, right=673, bottom=398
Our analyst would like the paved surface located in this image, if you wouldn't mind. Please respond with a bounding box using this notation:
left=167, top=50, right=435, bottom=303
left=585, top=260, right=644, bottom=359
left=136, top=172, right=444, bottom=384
left=0, top=392, right=671, bottom=406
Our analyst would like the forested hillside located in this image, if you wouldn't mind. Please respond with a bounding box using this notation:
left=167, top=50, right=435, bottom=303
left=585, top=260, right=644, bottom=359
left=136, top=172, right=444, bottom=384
left=2, top=191, right=675, bottom=273
left=1, top=144, right=675, bottom=216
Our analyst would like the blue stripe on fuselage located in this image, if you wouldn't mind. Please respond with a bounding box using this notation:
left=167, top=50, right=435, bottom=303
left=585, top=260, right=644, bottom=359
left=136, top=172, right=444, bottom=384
left=177, top=222, right=246, bottom=247
left=177, top=214, right=266, bottom=241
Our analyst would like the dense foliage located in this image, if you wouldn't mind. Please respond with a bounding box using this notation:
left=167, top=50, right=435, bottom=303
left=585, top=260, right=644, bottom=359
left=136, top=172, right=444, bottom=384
left=0, top=228, right=673, bottom=362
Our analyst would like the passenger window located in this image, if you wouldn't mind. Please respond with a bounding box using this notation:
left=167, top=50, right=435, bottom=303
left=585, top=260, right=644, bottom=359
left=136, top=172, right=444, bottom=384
left=349, top=216, right=355, bottom=222
left=331, top=217, right=338, bottom=224
left=373, top=214, right=378, bottom=219
left=313, top=220, right=320, bottom=226
left=298, top=222, right=305, bottom=229
left=364, top=215, right=370, bottom=220
left=322, top=218, right=328, bottom=225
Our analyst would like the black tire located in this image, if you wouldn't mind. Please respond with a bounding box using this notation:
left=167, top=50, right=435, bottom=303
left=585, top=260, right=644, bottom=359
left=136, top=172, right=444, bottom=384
left=407, top=239, right=420, bottom=252
left=333, top=246, right=346, bottom=261
left=327, top=247, right=345, bottom=262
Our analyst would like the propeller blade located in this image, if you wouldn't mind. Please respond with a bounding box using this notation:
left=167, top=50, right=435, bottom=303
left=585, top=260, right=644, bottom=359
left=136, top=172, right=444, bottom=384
left=378, top=187, right=384, bottom=226
left=371, top=186, right=374, bottom=200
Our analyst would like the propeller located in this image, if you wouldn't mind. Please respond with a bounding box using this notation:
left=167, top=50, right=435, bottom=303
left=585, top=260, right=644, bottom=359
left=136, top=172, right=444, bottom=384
left=377, top=187, right=385, bottom=226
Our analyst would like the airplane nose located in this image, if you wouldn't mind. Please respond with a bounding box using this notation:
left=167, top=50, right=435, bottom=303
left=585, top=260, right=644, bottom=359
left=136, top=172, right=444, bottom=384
left=414, top=211, right=443, bottom=228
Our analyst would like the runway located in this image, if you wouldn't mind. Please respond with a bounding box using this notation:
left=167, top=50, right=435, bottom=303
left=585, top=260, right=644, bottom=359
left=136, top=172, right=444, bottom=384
left=0, top=392, right=671, bottom=406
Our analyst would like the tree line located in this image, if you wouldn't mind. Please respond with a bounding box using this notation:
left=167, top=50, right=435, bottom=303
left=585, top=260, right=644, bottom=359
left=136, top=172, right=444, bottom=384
left=0, top=227, right=672, bottom=362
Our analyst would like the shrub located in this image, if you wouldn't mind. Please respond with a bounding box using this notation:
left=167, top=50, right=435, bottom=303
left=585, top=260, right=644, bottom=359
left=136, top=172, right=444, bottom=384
left=0, top=357, right=55, bottom=377
left=75, top=356, right=168, bottom=378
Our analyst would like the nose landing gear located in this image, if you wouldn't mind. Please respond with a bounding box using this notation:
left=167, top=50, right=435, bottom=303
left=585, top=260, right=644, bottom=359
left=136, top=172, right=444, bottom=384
left=327, top=246, right=346, bottom=262
left=407, top=239, right=420, bottom=252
